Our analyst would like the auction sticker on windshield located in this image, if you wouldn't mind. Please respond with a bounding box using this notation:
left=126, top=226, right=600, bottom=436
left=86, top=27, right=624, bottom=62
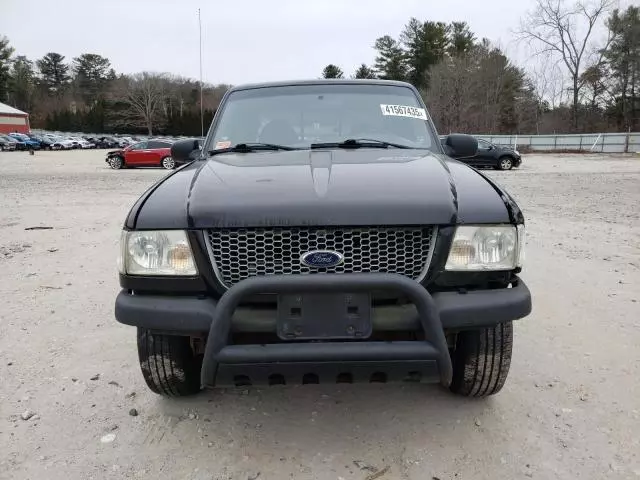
left=380, top=104, right=427, bottom=120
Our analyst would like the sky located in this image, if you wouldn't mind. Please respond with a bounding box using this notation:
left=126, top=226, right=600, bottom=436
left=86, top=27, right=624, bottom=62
left=0, top=0, right=615, bottom=85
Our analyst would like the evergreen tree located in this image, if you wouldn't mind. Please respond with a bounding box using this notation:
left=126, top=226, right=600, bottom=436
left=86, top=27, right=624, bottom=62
left=0, top=35, right=15, bottom=102
left=374, top=35, right=407, bottom=81
left=36, top=52, right=71, bottom=96
left=322, top=64, right=344, bottom=78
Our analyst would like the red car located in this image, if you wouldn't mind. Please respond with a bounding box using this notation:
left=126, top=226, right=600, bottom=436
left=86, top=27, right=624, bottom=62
left=106, top=139, right=176, bottom=170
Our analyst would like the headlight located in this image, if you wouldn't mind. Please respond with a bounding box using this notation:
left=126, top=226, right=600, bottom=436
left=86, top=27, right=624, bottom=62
left=118, top=230, right=197, bottom=276
left=445, top=225, right=524, bottom=271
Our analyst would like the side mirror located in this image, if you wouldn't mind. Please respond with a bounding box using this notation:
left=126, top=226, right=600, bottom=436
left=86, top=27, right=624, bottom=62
left=171, top=139, right=200, bottom=162
left=443, top=134, right=478, bottom=158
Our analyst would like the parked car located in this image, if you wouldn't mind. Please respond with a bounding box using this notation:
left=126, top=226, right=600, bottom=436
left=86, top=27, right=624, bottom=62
left=3, top=134, right=26, bottom=150
left=0, top=134, right=17, bottom=151
left=8, top=133, right=41, bottom=150
left=113, top=79, right=531, bottom=398
left=106, top=137, right=123, bottom=148
left=28, top=134, right=50, bottom=149
left=64, top=137, right=80, bottom=149
left=67, top=136, right=95, bottom=149
left=108, top=137, right=130, bottom=148
left=48, top=136, right=75, bottom=150
left=105, top=139, right=177, bottom=169
left=91, top=137, right=120, bottom=149
left=441, top=137, right=521, bottom=170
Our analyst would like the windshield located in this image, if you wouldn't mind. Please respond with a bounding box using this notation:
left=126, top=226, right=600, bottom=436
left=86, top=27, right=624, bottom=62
left=208, top=84, right=437, bottom=152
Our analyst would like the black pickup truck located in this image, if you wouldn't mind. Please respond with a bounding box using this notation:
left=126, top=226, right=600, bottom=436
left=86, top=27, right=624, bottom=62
left=115, top=79, right=531, bottom=398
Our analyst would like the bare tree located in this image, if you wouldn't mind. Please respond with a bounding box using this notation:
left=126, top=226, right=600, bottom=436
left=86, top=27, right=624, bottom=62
left=517, top=0, right=614, bottom=129
left=116, top=72, right=168, bottom=135
left=527, top=57, right=567, bottom=133
left=426, top=41, right=528, bottom=135
left=530, top=56, right=566, bottom=109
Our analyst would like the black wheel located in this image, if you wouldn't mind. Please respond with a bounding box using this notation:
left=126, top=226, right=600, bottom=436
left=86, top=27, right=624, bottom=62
left=137, top=328, right=202, bottom=396
left=108, top=156, right=124, bottom=169
left=161, top=156, right=176, bottom=170
left=449, top=321, right=513, bottom=397
left=498, top=156, right=514, bottom=170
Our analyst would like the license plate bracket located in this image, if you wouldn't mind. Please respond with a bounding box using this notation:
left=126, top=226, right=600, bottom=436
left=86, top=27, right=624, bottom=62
left=277, top=293, right=372, bottom=340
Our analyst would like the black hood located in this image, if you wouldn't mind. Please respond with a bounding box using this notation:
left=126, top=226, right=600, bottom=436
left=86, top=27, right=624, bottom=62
left=131, top=149, right=511, bottom=229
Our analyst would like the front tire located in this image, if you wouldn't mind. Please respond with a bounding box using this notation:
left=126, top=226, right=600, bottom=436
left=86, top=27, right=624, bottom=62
left=449, top=321, right=513, bottom=397
left=108, top=156, right=124, bottom=169
left=161, top=156, right=176, bottom=170
left=498, top=156, right=514, bottom=170
left=137, top=329, right=202, bottom=397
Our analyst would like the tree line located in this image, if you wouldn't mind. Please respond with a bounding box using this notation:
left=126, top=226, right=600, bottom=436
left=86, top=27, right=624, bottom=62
left=0, top=1, right=638, bottom=136
left=0, top=44, right=230, bottom=136
left=323, top=2, right=639, bottom=135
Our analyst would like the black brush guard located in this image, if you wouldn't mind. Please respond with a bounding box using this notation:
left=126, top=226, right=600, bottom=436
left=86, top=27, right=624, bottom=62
left=201, top=273, right=453, bottom=388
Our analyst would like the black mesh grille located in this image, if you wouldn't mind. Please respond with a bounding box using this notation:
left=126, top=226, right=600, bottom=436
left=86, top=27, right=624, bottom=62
left=206, top=226, right=435, bottom=288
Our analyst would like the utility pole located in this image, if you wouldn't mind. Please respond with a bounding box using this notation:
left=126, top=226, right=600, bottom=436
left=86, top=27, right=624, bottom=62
left=198, top=8, right=204, bottom=138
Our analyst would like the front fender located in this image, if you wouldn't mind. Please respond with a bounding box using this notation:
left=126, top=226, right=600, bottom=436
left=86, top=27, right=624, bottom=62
left=473, top=169, right=525, bottom=224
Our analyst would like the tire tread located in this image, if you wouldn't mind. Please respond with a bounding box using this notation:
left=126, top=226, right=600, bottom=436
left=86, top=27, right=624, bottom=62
left=450, top=321, right=513, bottom=397
left=137, top=328, right=201, bottom=397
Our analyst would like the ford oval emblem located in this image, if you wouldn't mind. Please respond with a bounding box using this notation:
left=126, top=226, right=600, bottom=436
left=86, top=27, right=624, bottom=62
left=301, top=250, right=344, bottom=268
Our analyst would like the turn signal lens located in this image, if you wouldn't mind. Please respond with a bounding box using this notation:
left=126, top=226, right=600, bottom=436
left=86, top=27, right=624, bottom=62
left=168, top=243, right=194, bottom=272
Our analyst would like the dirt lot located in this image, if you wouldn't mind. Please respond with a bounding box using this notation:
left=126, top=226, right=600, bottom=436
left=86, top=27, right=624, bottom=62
left=1, top=149, right=639, bottom=480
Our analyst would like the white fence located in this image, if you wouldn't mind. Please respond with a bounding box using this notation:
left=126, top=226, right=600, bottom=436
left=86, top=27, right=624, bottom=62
left=474, top=132, right=640, bottom=153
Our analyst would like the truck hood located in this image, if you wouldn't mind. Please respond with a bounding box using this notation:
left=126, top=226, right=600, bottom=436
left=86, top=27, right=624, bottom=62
left=132, top=149, right=512, bottom=229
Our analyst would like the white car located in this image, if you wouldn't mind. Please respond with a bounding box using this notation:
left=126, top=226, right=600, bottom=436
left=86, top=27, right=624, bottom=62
left=48, top=136, right=75, bottom=150
left=68, top=137, right=95, bottom=149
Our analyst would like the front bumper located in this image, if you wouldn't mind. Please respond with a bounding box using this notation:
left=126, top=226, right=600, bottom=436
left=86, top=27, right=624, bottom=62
left=115, top=274, right=531, bottom=388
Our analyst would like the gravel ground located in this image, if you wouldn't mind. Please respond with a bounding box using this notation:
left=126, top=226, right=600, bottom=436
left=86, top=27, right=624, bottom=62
left=1, top=150, right=639, bottom=480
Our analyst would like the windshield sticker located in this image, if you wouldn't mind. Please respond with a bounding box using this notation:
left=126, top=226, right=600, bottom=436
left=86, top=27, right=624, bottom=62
left=214, top=141, right=231, bottom=149
left=380, top=104, right=427, bottom=120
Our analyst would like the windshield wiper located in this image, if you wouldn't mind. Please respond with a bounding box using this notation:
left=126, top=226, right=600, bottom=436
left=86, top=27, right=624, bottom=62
left=310, top=138, right=413, bottom=150
left=208, top=143, right=299, bottom=156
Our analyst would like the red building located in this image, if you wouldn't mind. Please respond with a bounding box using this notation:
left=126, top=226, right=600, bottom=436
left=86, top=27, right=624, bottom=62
left=0, top=102, right=30, bottom=134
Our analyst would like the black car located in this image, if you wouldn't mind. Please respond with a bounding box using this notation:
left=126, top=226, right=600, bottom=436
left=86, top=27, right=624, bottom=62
left=91, top=137, right=115, bottom=149
left=114, top=79, right=531, bottom=398
left=29, top=134, right=55, bottom=150
left=0, top=134, right=17, bottom=151
left=442, top=137, right=522, bottom=170
left=2, top=134, right=26, bottom=150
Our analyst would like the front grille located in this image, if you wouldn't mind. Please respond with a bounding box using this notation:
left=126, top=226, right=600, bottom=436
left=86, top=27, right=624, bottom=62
left=206, top=226, right=436, bottom=288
